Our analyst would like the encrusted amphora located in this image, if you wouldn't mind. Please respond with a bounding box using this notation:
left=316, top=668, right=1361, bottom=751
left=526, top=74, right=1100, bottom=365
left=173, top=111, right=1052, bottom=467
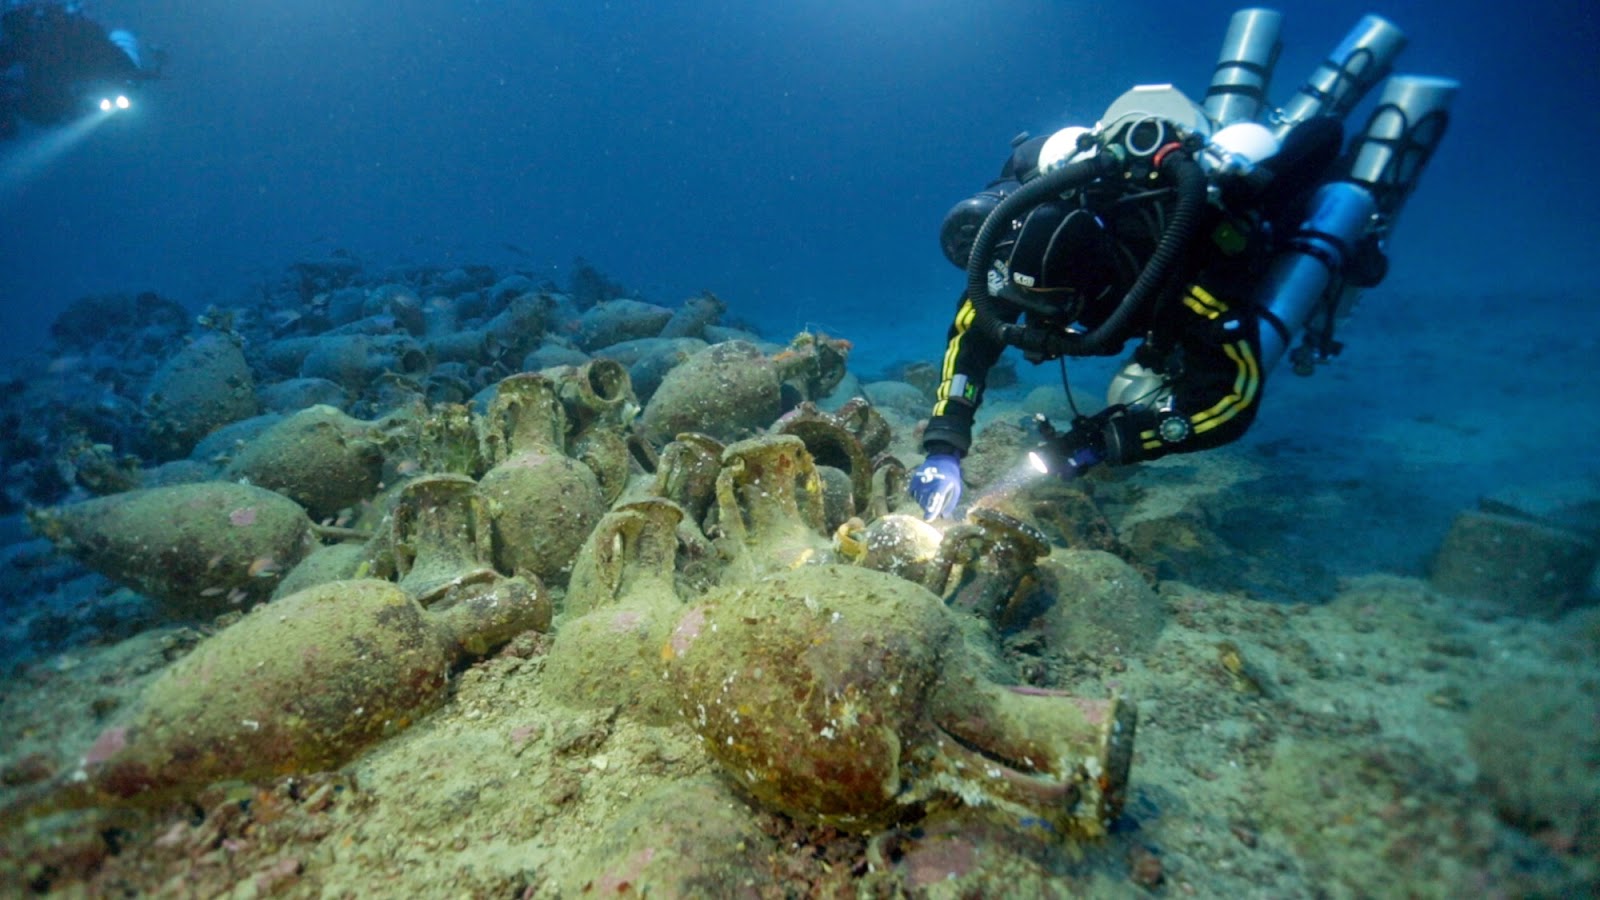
left=6, top=576, right=549, bottom=817
left=388, top=471, right=500, bottom=605
left=541, top=497, right=691, bottom=723
left=547, top=358, right=641, bottom=504
left=710, top=434, right=832, bottom=577
left=664, top=563, right=1134, bottom=837
left=28, top=481, right=315, bottom=621
left=474, top=372, right=607, bottom=584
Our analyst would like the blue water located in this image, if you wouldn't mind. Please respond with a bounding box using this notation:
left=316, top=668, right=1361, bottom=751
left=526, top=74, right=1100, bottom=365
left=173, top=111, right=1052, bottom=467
left=3, top=5, right=1600, bottom=893
left=2, top=0, right=1597, bottom=361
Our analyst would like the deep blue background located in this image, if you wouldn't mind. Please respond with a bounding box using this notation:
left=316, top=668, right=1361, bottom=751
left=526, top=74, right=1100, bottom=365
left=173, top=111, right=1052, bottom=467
left=1, top=0, right=1596, bottom=363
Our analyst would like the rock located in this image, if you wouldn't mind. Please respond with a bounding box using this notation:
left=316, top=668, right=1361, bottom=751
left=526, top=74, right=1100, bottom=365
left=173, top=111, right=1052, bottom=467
left=818, top=371, right=865, bottom=410
left=142, top=334, right=258, bottom=460
left=1467, top=675, right=1600, bottom=856
left=1026, top=549, right=1165, bottom=659
left=1430, top=509, right=1597, bottom=616
left=50, top=291, right=188, bottom=351
left=1479, top=479, right=1600, bottom=538
left=962, top=419, right=1031, bottom=491
left=863, top=380, right=930, bottom=418
left=1019, top=385, right=1102, bottom=421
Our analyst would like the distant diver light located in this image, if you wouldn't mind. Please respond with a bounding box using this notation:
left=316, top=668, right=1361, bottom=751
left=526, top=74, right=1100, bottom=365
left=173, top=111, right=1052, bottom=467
left=97, top=95, right=131, bottom=113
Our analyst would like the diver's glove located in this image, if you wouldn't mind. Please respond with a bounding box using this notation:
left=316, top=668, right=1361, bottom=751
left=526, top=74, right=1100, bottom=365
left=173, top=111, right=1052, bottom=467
left=910, top=454, right=963, bottom=520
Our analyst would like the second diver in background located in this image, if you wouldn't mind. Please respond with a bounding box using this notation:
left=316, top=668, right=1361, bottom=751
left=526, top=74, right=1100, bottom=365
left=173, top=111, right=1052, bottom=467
left=0, top=0, right=163, bottom=139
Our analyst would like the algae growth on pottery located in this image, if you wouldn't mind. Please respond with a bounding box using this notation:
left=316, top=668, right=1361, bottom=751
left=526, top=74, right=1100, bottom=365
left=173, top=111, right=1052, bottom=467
left=664, top=564, right=1134, bottom=836
left=1, top=246, right=1594, bottom=898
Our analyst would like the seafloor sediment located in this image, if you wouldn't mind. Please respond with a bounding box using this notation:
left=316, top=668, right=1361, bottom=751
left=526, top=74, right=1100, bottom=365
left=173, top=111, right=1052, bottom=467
left=0, top=259, right=1595, bottom=897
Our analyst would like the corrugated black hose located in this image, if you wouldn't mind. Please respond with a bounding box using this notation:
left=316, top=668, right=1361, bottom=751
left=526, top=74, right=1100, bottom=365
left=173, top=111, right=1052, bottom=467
left=964, top=148, right=1208, bottom=358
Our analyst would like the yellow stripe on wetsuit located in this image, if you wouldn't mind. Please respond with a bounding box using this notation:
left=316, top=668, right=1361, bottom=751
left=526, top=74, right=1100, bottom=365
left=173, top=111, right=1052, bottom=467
left=1182, top=283, right=1229, bottom=320
left=1136, top=285, right=1260, bottom=448
left=1191, top=340, right=1260, bottom=434
left=932, top=299, right=978, bottom=417
left=1187, top=285, right=1260, bottom=434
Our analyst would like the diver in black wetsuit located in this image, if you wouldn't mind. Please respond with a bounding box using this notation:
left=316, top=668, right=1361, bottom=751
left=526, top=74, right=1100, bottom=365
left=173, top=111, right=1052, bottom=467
left=910, top=9, right=1457, bottom=520
left=0, top=1, right=162, bottom=138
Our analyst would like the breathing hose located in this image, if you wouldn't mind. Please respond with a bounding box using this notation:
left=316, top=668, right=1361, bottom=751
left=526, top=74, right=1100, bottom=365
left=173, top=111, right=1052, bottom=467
left=963, top=147, right=1210, bottom=358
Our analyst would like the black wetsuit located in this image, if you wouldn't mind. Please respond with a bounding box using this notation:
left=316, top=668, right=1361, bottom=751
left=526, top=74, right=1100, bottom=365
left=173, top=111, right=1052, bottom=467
left=922, top=124, right=1340, bottom=467
left=0, top=3, right=146, bottom=136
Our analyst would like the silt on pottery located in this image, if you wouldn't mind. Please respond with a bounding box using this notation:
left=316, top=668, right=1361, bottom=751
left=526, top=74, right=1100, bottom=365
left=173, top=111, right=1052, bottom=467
left=475, top=373, right=606, bottom=584
left=388, top=472, right=499, bottom=605
left=142, top=332, right=258, bottom=460
left=773, top=401, right=874, bottom=521
left=649, top=431, right=724, bottom=530
left=574, top=298, right=674, bottom=351
left=299, top=333, right=430, bottom=394
left=549, top=359, right=642, bottom=503
left=29, top=481, right=315, bottom=620
left=223, top=405, right=384, bottom=522
left=664, top=564, right=1135, bottom=837
left=4, top=577, right=548, bottom=818
left=639, top=340, right=781, bottom=446
left=710, top=434, right=830, bottom=578
left=540, top=498, right=689, bottom=724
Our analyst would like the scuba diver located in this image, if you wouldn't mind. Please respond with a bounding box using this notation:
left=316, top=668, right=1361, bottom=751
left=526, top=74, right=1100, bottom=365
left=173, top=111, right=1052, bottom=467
left=0, top=0, right=162, bottom=139
left=911, top=9, right=1456, bottom=519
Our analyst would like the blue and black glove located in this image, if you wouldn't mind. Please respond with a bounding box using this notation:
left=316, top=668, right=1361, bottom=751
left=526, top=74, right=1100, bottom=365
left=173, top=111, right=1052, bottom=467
left=910, top=453, right=963, bottom=520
